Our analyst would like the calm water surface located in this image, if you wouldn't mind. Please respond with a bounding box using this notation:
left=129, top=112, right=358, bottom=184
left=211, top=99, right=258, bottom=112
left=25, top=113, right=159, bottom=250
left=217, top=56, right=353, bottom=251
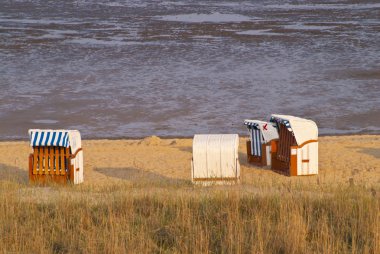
left=1, top=0, right=380, bottom=139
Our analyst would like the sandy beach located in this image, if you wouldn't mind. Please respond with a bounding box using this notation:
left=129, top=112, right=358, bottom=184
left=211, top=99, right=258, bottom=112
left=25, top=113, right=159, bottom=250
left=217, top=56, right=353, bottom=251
left=1, top=135, right=379, bottom=253
left=1, top=135, right=379, bottom=188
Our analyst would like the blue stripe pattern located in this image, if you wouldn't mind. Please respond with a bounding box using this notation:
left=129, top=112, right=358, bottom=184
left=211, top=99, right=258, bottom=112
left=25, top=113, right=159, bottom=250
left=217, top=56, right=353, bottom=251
left=51, top=132, right=56, bottom=145
left=244, top=122, right=260, bottom=128
left=33, top=132, right=39, bottom=147
left=244, top=121, right=263, bottom=156
left=270, top=117, right=292, bottom=130
left=30, top=131, right=70, bottom=147
left=63, top=132, right=68, bottom=147
left=250, top=128, right=262, bottom=156
left=39, top=132, right=45, bottom=146
left=44, top=132, right=50, bottom=146
left=57, top=132, right=62, bottom=146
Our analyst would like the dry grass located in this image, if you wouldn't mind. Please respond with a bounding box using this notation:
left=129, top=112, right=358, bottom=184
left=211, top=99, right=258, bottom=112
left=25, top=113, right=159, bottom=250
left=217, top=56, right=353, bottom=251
left=0, top=178, right=379, bottom=254
left=0, top=136, right=379, bottom=253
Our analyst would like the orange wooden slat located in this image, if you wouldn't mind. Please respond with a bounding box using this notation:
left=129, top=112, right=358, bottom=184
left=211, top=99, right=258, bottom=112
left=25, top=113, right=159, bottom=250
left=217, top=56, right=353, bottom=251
left=39, top=147, right=44, bottom=175
left=65, top=147, right=71, bottom=176
left=54, top=147, right=59, bottom=175
left=42, top=147, right=48, bottom=175
left=49, top=147, right=55, bottom=175
left=49, top=148, right=53, bottom=172
left=68, top=148, right=74, bottom=182
left=60, top=148, right=65, bottom=176
left=66, top=147, right=70, bottom=176
left=290, top=146, right=298, bottom=176
left=271, top=140, right=278, bottom=153
left=44, top=146, right=49, bottom=175
left=46, top=147, right=50, bottom=175
left=33, top=147, right=38, bottom=175
left=55, top=147, right=61, bottom=175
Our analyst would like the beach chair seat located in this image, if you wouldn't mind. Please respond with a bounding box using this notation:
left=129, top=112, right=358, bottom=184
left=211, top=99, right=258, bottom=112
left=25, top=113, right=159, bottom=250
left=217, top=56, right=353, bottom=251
left=244, top=120, right=279, bottom=166
left=269, top=115, right=318, bottom=176
left=28, top=129, right=84, bottom=184
left=191, top=134, right=240, bottom=185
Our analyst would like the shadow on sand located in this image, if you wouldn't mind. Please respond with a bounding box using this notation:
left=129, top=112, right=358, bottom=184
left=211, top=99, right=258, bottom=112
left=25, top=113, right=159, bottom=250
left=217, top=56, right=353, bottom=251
left=357, top=148, right=380, bottom=159
left=176, top=146, right=192, bottom=153
left=94, top=167, right=191, bottom=186
left=0, top=163, right=28, bottom=184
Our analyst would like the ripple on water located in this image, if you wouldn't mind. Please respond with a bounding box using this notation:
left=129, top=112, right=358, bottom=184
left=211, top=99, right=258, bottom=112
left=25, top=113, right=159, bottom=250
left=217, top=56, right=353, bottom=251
left=32, top=120, right=59, bottom=124
left=156, top=13, right=254, bottom=23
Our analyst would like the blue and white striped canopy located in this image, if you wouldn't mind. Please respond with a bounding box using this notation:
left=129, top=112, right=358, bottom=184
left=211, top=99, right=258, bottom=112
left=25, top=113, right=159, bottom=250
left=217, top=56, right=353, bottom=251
left=29, top=130, right=70, bottom=147
left=270, top=116, right=292, bottom=130
left=244, top=121, right=260, bottom=129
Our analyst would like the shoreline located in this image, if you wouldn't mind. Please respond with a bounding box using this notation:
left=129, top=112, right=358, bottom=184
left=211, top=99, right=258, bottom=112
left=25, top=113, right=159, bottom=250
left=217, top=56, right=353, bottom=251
left=1, top=132, right=380, bottom=142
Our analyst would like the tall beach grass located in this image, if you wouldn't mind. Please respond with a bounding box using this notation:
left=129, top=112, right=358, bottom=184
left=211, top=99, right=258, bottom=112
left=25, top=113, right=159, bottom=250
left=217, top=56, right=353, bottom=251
left=0, top=179, right=379, bottom=254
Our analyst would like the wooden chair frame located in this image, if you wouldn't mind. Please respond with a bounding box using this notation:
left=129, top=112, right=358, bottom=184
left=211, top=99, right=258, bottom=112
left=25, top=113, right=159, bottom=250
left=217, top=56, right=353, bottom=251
left=271, top=139, right=318, bottom=176
left=29, top=146, right=82, bottom=184
left=246, top=140, right=270, bottom=166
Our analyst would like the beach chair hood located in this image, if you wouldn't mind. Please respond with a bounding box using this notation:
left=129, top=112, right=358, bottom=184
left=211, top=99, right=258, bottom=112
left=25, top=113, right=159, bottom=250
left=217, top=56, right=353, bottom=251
left=270, top=114, right=318, bottom=145
left=244, top=119, right=279, bottom=143
left=28, top=129, right=82, bottom=153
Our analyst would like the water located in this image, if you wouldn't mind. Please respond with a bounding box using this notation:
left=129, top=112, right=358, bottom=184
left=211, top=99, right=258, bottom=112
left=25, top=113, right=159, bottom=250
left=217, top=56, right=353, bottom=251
left=1, top=0, right=379, bottom=140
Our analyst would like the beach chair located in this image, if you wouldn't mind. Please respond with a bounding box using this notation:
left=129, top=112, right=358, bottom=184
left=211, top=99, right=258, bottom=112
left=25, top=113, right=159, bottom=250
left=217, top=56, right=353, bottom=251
left=269, top=115, right=318, bottom=176
left=28, top=129, right=84, bottom=184
left=244, top=120, right=279, bottom=166
left=191, top=134, right=240, bottom=185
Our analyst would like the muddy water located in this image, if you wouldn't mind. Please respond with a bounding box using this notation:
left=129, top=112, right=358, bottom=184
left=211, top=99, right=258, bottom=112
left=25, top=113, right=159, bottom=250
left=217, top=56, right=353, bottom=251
left=1, top=0, right=379, bottom=139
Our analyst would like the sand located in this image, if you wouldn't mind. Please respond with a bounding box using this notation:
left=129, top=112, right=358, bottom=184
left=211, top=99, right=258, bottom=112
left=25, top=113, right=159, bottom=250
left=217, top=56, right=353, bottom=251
left=0, top=135, right=379, bottom=188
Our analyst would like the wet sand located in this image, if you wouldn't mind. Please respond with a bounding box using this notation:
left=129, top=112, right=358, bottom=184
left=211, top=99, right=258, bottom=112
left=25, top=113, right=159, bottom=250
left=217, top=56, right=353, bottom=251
left=0, top=135, right=379, bottom=188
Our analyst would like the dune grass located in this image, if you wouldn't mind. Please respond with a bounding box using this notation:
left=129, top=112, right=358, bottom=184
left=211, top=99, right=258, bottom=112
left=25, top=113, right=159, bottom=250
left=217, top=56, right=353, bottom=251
left=0, top=179, right=379, bottom=254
